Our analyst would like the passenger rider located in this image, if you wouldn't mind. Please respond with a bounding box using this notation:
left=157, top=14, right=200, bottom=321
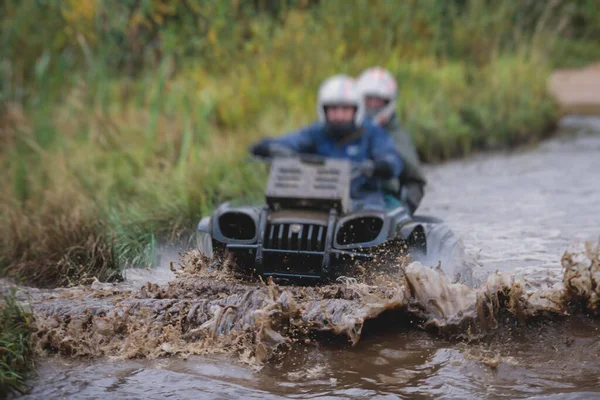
left=357, top=67, right=426, bottom=214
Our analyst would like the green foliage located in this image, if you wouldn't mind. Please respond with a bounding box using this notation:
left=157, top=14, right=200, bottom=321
left=0, top=290, right=34, bottom=396
left=1, top=0, right=598, bottom=89
left=0, top=0, right=598, bottom=289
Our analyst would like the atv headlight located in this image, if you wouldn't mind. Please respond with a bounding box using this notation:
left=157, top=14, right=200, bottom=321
left=218, top=211, right=257, bottom=241
left=336, top=216, right=384, bottom=246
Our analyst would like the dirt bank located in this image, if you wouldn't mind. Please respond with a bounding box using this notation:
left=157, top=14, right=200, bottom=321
left=549, top=62, right=600, bottom=115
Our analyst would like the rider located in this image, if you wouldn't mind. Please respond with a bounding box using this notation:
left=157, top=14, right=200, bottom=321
left=250, top=74, right=404, bottom=211
left=357, top=67, right=426, bottom=214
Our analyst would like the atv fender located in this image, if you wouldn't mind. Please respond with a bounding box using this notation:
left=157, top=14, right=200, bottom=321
left=396, top=221, right=427, bottom=254
left=197, top=216, right=212, bottom=233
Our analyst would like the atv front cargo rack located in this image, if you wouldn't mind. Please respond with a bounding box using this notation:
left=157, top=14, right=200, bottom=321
left=266, top=158, right=351, bottom=215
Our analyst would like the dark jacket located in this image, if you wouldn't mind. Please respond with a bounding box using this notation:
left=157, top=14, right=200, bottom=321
left=383, top=116, right=426, bottom=187
left=376, top=115, right=426, bottom=213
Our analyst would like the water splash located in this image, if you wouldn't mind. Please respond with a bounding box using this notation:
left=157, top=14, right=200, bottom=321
left=20, top=240, right=599, bottom=367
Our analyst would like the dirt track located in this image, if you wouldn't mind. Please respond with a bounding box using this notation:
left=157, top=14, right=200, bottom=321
left=549, top=62, right=600, bottom=114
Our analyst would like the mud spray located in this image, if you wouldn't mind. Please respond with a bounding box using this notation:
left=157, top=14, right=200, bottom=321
left=9, top=239, right=597, bottom=369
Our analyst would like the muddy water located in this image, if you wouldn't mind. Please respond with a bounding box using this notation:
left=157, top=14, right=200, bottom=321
left=420, top=120, right=600, bottom=284
left=14, top=121, right=600, bottom=399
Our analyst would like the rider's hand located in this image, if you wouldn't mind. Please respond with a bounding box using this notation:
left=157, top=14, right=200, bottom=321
left=269, top=143, right=296, bottom=157
left=250, top=141, right=296, bottom=158
left=250, top=140, right=272, bottom=157
left=373, top=159, right=395, bottom=179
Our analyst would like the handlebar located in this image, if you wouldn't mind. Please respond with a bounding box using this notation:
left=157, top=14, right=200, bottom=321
left=249, top=142, right=377, bottom=178
left=248, top=153, right=328, bottom=165
left=249, top=154, right=371, bottom=180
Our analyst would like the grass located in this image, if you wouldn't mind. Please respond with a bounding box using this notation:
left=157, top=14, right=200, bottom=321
left=0, top=290, right=34, bottom=397
left=0, top=52, right=558, bottom=287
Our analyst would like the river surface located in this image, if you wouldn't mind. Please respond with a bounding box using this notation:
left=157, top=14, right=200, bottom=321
left=14, top=118, right=600, bottom=400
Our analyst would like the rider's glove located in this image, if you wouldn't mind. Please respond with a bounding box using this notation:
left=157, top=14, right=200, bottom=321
left=250, top=141, right=295, bottom=158
left=373, top=159, right=395, bottom=179
left=269, top=143, right=296, bottom=157
left=250, top=140, right=272, bottom=157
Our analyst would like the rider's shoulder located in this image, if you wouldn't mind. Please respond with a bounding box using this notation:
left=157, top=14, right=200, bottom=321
left=296, top=121, right=325, bottom=135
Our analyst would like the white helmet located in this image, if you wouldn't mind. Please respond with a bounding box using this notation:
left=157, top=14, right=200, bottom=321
left=316, top=74, right=365, bottom=127
left=357, top=67, right=398, bottom=125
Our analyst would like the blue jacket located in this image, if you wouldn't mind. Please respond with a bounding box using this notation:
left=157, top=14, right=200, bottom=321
left=255, top=121, right=404, bottom=201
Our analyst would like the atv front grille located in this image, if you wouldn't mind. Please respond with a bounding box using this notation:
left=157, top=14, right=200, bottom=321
left=264, top=223, right=327, bottom=252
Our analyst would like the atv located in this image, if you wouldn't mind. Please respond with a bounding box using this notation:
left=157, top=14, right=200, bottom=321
left=196, top=155, right=456, bottom=283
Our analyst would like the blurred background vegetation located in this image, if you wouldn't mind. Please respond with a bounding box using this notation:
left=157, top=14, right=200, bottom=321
left=0, top=1, right=599, bottom=393
left=0, top=0, right=599, bottom=288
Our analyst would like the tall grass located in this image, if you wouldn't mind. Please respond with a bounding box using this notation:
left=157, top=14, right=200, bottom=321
left=0, top=0, right=598, bottom=288
left=0, top=70, right=269, bottom=286
left=0, top=290, right=33, bottom=396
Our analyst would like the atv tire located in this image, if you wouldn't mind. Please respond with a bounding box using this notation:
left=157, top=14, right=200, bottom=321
left=412, top=222, right=479, bottom=287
